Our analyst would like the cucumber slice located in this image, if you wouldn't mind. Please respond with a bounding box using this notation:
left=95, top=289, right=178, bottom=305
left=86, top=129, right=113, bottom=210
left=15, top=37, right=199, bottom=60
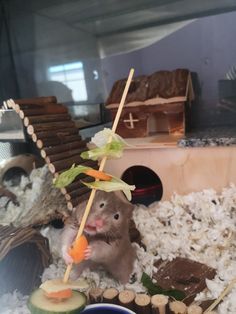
left=28, top=289, right=86, bottom=314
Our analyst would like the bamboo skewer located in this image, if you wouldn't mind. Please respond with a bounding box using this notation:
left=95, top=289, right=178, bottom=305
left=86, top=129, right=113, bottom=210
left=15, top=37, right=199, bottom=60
left=203, top=278, right=236, bottom=313
left=63, top=68, right=134, bottom=283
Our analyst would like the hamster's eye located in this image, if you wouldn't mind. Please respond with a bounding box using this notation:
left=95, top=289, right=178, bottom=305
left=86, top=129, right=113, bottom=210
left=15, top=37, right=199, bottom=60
left=114, top=213, right=119, bottom=220
left=100, top=202, right=105, bottom=208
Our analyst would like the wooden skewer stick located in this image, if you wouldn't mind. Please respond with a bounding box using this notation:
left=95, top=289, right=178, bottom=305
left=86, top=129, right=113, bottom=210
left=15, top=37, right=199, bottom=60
left=203, top=278, right=236, bottom=313
left=63, top=68, right=134, bottom=283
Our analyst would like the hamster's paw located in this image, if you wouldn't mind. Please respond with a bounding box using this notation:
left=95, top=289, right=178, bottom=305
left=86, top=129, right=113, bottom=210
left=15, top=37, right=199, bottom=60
left=84, top=245, right=92, bottom=260
left=62, top=250, right=73, bottom=265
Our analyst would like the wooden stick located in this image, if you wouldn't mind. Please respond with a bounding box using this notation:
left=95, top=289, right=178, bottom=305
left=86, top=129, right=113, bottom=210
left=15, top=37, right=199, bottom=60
left=24, top=113, right=71, bottom=126
left=118, top=290, right=136, bottom=311
left=103, top=288, right=119, bottom=304
left=203, top=278, right=236, bottom=313
left=89, top=287, right=104, bottom=304
left=36, top=135, right=81, bottom=149
left=40, top=140, right=85, bottom=158
left=134, top=293, right=151, bottom=314
left=169, top=301, right=187, bottom=314
left=45, top=147, right=86, bottom=164
left=187, top=305, right=203, bottom=314
left=48, top=155, right=90, bottom=174
left=151, top=294, right=169, bottom=314
left=34, top=128, right=78, bottom=141
left=14, top=96, right=57, bottom=105
left=27, top=121, right=75, bottom=134
left=60, top=176, right=94, bottom=195
left=6, top=99, right=19, bottom=110
left=18, top=104, right=68, bottom=118
left=63, top=68, right=134, bottom=283
left=67, top=193, right=91, bottom=211
left=65, top=187, right=90, bottom=201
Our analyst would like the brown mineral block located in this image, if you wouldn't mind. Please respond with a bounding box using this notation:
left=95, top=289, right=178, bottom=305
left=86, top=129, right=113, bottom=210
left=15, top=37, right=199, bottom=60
left=153, top=257, right=216, bottom=305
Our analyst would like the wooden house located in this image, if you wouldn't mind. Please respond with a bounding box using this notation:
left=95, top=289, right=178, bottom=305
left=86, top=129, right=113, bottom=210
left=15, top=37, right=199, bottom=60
left=106, top=69, right=194, bottom=138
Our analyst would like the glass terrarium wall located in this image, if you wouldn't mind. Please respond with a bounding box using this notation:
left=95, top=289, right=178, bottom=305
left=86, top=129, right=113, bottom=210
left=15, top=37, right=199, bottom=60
left=0, top=0, right=106, bottom=127
left=1, top=0, right=236, bottom=130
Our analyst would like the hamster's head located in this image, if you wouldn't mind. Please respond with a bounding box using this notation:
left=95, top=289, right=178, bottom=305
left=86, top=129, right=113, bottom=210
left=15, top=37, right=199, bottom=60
left=82, top=191, right=134, bottom=236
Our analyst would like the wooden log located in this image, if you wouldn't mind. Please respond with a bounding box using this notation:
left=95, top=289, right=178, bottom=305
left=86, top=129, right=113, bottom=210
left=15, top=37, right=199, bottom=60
left=151, top=295, right=169, bottom=314
left=65, top=186, right=90, bottom=201
left=169, top=301, right=187, bottom=314
left=24, top=114, right=71, bottom=126
left=40, top=140, right=86, bottom=158
left=118, top=290, right=135, bottom=311
left=14, top=96, right=57, bottom=105
left=187, top=305, right=202, bottom=314
left=89, top=287, right=104, bottom=304
left=103, top=288, right=119, bottom=304
left=134, top=293, right=151, bottom=314
left=45, top=147, right=86, bottom=164
left=48, top=155, right=92, bottom=174
left=36, top=135, right=81, bottom=149
left=33, top=128, right=78, bottom=141
left=27, top=121, right=76, bottom=135
left=67, top=192, right=90, bottom=210
left=18, top=104, right=68, bottom=118
left=60, top=176, right=94, bottom=195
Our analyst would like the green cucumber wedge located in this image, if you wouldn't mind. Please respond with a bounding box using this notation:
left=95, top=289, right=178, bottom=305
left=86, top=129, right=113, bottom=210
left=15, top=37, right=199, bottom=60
left=28, top=289, right=87, bottom=314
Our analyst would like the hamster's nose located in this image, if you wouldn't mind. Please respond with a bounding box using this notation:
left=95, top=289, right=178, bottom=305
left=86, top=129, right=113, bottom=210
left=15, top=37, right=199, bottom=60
left=95, top=219, right=104, bottom=228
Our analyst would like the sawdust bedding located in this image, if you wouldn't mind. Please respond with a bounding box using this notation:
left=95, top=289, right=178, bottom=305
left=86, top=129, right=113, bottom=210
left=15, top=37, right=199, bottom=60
left=0, top=167, right=235, bottom=313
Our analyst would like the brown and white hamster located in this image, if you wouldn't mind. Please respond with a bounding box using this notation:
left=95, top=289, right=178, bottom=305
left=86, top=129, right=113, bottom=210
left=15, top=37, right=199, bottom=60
left=61, top=191, right=136, bottom=284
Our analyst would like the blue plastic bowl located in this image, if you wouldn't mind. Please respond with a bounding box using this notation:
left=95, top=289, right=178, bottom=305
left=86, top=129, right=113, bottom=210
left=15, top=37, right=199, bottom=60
left=81, top=303, right=136, bottom=314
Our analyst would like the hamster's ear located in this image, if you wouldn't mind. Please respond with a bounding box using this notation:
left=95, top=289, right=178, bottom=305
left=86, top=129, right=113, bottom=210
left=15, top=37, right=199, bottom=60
left=126, top=202, right=135, bottom=218
left=115, top=192, right=134, bottom=218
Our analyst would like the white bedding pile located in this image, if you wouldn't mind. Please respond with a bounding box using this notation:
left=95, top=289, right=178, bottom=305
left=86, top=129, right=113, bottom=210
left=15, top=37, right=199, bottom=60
left=0, top=185, right=236, bottom=313
left=0, top=166, right=48, bottom=226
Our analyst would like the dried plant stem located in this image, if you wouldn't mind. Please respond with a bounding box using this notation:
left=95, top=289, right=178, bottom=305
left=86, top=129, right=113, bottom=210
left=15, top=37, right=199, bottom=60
left=203, top=278, right=236, bottom=313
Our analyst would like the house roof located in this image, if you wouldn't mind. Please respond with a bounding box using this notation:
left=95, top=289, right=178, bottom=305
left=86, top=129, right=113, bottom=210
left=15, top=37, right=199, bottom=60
left=106, top=69, right=194, bottom=109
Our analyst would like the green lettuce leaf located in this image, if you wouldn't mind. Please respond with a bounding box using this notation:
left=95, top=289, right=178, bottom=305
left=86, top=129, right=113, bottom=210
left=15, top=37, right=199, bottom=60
left=141, top=272, right=186, bottom=301
left=53, top=164, right=90, bottom=188
left=81, top=141, right=125, bottom=161
left=81, top=175, right=135, bottom=201
left=91, top=128, right=130, bottom=148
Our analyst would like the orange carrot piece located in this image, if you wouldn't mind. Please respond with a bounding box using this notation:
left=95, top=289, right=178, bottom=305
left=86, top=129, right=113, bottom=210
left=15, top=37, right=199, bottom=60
left=45, top=288, right=72, bottom=300
left=68, top=235, right=88, bottom=264
left=85, top=169, right=112, bottom=181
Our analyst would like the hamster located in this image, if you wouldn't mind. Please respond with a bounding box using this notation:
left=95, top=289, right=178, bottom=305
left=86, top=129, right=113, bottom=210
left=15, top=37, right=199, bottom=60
left=61, top=190, right=136, bottom=284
